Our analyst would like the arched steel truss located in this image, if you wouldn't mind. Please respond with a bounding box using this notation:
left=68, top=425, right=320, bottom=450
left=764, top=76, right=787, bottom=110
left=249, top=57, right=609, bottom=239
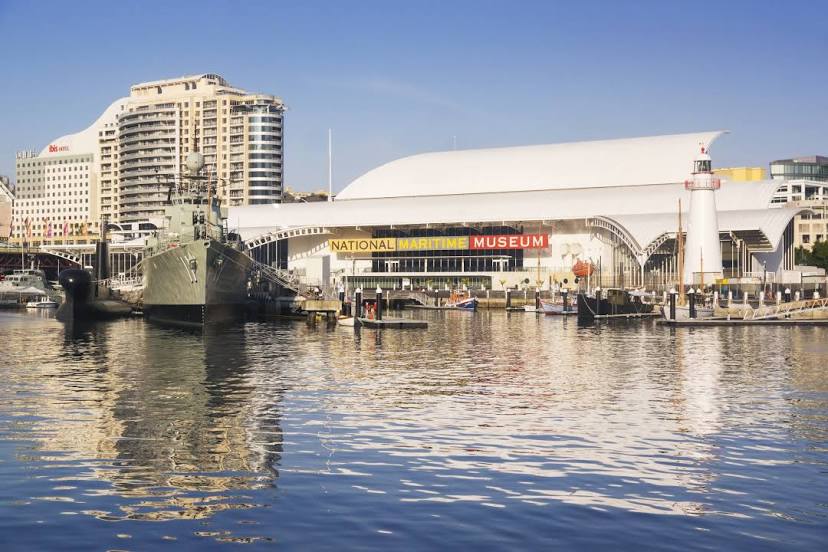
left=586, top=216, right=647, bottom=267
left=245, top=226, right=331, bottom=249
left=38, top=247, right=82, bottom=266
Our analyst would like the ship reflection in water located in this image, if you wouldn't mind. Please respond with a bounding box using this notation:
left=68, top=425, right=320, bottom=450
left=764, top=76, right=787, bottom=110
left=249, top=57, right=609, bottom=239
left=0, top=309, right=826, bottom=549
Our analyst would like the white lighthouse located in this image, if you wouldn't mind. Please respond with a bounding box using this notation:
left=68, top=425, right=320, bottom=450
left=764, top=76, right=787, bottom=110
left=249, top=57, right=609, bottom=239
left=683, top=145, right=722, bottom=285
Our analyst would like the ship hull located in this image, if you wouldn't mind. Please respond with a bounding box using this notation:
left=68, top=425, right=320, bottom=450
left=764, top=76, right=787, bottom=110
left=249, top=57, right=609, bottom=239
left=143, top=239, right=253, bottom=327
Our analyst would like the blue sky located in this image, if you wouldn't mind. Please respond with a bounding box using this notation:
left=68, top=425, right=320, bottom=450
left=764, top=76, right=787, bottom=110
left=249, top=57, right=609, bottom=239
left=1, top=0, right=826, bottom=192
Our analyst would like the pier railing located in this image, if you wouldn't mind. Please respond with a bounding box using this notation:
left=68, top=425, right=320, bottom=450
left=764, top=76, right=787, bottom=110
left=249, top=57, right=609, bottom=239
left=742, top=297, right=828, bottom=320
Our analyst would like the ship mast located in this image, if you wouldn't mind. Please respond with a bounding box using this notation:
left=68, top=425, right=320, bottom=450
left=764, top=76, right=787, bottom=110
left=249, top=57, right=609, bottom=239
left=677, top=199, right=685, bottom=303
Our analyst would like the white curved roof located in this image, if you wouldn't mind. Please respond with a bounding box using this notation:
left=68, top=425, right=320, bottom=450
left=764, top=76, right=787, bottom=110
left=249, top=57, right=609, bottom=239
left=39, top=98, right=127, bottom=157
left=231, top=180, right=781, bottom=239
left=336, top=131, right=726, bottom=200
left=606, top=205, right=807, bottom=253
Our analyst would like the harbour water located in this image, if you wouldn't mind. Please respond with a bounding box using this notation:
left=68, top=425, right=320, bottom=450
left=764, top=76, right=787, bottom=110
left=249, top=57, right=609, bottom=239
left=0, top=309, right=826, bottom=550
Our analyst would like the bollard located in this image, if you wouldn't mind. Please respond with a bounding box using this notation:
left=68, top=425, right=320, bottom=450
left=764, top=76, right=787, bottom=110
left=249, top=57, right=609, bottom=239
left=689, top=288, right=697, bottom=319
left=743, top=291, right=749, bottom=307
left=669, top=290, right=677, bottom=320
left=535, top=289, right=541, bottom=311
left=338, top=286, right=346, bottom=315
left=784, top=288, right=792, bottom=303
left=505, top=288, right=512, bottom=309
left=376, top=287, right=383, bottom=321
left=776, top=291, right=782, bottom=305
left=562, top=289, right=569, bottom=312
left=355, top=287, right=363, bottom=324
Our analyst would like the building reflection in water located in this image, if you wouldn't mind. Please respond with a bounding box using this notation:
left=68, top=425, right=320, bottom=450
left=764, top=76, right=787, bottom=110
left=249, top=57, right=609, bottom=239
left=4, top=317, right=282, bottom=522
left=1, top=309, right=824, bottom=540
left=316, top=315, right=753, bottom=517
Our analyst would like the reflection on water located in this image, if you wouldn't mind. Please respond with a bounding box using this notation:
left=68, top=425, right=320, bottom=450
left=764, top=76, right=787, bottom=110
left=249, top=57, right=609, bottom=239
left=0, top=309, right=826, bottom=549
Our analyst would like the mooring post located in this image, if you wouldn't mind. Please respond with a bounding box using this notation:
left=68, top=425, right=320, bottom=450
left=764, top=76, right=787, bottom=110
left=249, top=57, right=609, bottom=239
left=535, top=289, right=541, bottom=311
left=505, top=288, right=511, bottom=309
left=338, top=286, right=346, bottom=316
left=669, top=289, right=677, bottom=320
left=784, top=288, right=791, bottom=303
left=562, top=289, right=569, bottom=312
left=728, top=290, right=733, bottom=306
left=759, top=291, right=765, bottom=306
left=355, top=288, right=363, bottom=328
left=376, top=286, right=383, bottom=321
left=795, top=290, right=800, bottom=302
left=689, top=288, right=697, bottom=319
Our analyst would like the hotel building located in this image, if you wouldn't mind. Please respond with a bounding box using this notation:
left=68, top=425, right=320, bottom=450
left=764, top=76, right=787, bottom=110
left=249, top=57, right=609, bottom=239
left=13, top=74, right=285, bottom=244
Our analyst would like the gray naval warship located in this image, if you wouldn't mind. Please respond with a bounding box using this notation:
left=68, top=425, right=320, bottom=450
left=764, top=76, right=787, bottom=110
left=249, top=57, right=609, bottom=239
left=142, top=153, right=254, bottom=327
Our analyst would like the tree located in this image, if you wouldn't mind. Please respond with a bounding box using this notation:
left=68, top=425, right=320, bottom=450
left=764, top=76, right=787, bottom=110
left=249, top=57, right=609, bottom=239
left=797, top=241, right=828, bottom=271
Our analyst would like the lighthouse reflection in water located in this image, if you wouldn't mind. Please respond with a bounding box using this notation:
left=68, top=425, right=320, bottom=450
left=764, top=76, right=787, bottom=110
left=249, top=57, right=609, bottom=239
left=0, top=310, right=825, bottom=550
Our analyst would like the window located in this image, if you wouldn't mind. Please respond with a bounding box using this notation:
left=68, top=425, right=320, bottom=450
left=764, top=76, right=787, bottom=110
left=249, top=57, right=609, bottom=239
left=802, top=234, right=811, bottom=244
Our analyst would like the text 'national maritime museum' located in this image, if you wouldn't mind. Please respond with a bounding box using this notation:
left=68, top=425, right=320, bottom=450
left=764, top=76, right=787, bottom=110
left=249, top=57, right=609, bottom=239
left=232, top=131, right=819, bottom=292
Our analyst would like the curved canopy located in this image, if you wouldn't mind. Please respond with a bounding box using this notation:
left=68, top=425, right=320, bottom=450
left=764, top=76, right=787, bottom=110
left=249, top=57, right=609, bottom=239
left=231, top=180, right=782, bottom=239
left=337, top=131, right=726, bottom=200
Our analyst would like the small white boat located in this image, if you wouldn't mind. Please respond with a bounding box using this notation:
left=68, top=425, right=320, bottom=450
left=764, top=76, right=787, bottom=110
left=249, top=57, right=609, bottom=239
left=26, top=296, right=58, bottom=309
left=541, top=300, right=577, bottom=315
left=661, top=304, right=715, bottom=320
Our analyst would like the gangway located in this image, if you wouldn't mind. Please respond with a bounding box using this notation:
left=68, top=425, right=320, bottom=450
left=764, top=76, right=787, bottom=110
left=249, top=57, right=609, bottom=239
left=250, top=259, right=334, bottom=299
left=742, top=298, right=828, bottom=320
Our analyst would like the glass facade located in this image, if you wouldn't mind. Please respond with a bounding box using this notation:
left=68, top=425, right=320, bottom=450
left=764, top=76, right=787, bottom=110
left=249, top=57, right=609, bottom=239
left=770, top=156, right=828, bottom=182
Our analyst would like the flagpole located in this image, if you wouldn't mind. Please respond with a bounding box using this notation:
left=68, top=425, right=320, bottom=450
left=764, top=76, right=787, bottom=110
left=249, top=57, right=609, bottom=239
left=327, top=128, right=333, bottom=202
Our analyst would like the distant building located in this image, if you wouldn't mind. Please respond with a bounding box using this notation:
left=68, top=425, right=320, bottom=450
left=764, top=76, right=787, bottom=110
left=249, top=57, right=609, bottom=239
left=0, top=176, right=13, bottom=240
left=713, top=166, right=765, bottom=182
left=770, top=156, right=828, bottom=181
left=12, top=73, right=286, bottom=245
left=770, top=156, right=828, bottom=251
left=282, top=188, right=329, bottom=203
